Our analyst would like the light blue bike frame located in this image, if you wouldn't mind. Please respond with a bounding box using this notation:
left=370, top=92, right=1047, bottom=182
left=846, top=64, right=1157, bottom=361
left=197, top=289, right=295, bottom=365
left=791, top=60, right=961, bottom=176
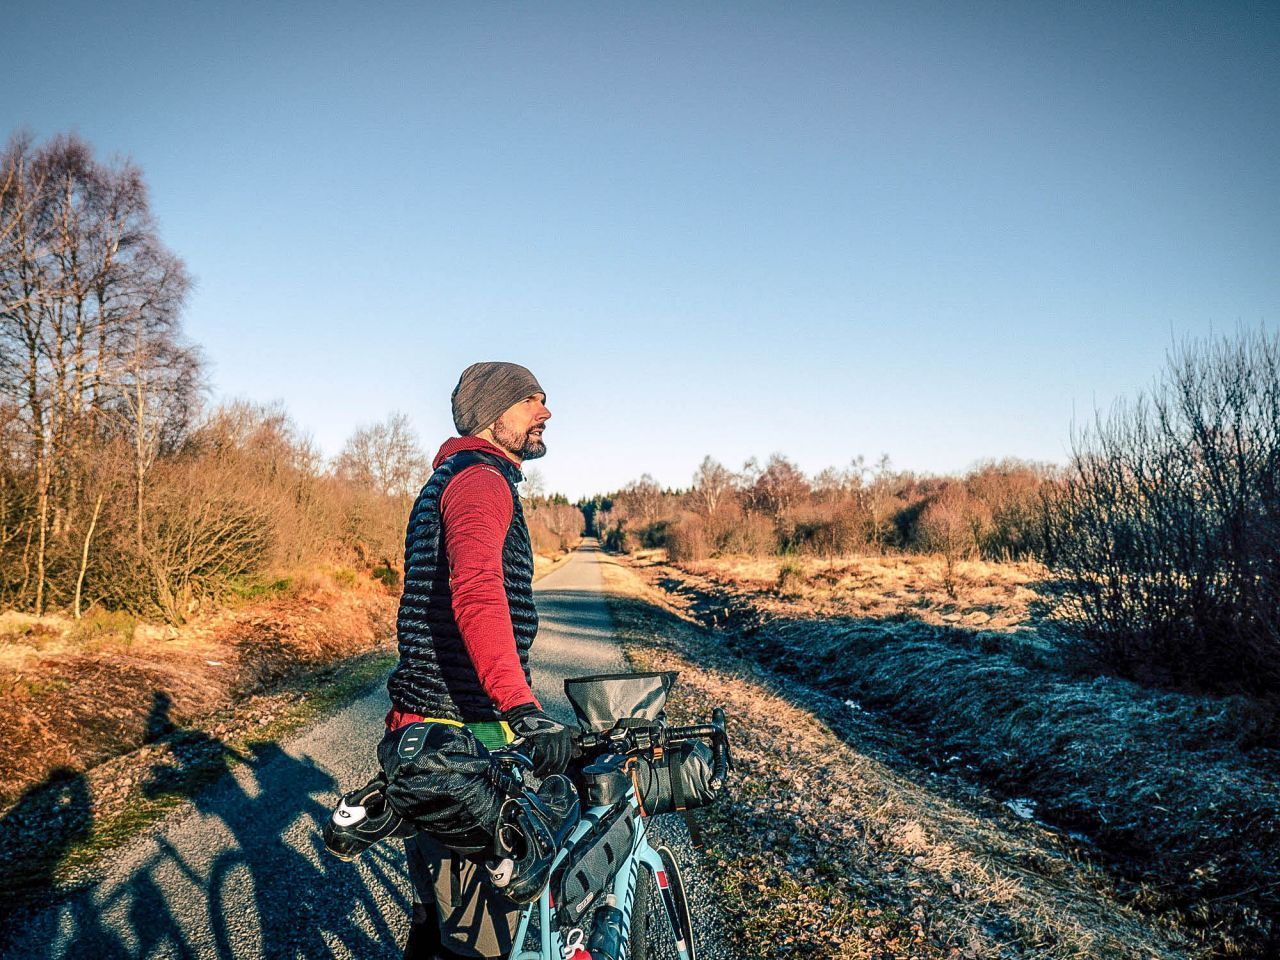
left=506, top=791, right=691, bottom=960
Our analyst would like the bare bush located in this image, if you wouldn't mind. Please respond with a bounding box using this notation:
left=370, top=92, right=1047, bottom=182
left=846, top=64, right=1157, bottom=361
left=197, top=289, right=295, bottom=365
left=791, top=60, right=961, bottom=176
left=917, top=485, right=986, bottom=597
left=525, top=495, right=583, bottom=555
left=334, top=411, right=428, bottom=500
left=965, top=459, right=1054, bottom=560
left=666, top=513, right=709, bottom=563
left=1045, top=330, right=1280, bottom=697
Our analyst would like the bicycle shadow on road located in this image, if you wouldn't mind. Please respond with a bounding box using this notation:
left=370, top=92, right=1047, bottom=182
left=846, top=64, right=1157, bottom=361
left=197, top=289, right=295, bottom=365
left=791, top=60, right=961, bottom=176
left=2, top=691, right=409, bottom=960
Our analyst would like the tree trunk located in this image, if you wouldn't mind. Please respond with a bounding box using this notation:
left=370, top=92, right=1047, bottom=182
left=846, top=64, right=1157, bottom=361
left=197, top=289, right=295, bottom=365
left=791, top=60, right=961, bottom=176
left=34, top=467, right=49, bottom=616
left=74, top=491, right=105, bottom=619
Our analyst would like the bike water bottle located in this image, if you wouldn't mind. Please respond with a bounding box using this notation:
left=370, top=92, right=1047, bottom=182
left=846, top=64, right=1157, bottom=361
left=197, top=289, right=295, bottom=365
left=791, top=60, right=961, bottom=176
left=587, top=894, right=624, bottom=960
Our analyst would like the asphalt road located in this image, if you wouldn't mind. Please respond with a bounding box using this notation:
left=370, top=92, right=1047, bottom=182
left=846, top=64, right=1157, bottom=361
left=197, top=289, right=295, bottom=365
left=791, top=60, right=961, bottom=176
left=2, top=543, right=731, bottom=959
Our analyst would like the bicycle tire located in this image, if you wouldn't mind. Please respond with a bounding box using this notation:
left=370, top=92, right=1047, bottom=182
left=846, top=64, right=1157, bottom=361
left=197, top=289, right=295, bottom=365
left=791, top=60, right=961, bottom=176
left=629, top=861, right=652, bottom=960
left=655, top=845, right=697, bottom=960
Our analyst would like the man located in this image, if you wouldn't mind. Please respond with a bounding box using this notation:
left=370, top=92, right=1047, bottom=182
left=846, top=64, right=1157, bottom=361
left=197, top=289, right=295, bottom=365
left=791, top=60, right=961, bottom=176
left=385, top=361, right=573, bottom=960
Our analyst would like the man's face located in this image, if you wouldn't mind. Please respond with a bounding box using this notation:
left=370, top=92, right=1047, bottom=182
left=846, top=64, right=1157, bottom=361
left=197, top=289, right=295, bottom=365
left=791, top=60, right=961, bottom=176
left=490, top=392, right=550, bottom=461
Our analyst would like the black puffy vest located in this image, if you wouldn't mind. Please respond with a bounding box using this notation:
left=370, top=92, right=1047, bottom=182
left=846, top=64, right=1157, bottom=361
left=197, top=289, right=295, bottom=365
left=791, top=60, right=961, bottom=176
left=387, top=450, right=538, bottom=722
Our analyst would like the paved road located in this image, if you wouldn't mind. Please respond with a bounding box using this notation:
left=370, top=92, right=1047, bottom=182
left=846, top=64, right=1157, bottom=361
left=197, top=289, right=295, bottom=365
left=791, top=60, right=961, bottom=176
left=2, top=543, right=726, bottom=959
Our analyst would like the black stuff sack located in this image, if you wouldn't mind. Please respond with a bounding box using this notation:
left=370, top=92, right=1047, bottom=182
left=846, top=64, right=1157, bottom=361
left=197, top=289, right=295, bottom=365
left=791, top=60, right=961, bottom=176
left=563, top=671, right=677, bottom=732
left=626, top=739, right=717, bottom=817
left=378, top=721, right=502, bottom=855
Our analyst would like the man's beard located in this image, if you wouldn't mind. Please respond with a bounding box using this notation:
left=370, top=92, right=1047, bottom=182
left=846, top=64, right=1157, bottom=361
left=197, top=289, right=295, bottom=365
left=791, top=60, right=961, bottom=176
left=492, top=418, right=547, bottom=460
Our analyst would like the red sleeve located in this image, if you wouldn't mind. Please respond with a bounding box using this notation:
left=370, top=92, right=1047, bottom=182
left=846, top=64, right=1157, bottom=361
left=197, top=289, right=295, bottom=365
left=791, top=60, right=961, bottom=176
left=441, top=464, right=540, bottom=713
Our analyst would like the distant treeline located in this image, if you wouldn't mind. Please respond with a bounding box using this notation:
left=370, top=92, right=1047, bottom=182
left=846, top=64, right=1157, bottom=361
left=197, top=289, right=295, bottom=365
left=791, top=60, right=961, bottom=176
left=589, top=329, right=1280, bottom=702
left=587, top=455, right=1051, bottom=565
left=0, top=131, right=573, bottom=623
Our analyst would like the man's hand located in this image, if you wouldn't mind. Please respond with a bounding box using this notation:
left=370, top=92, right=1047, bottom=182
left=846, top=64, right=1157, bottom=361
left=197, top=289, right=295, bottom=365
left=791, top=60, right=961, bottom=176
left=503, top=702, right=573, bottom=777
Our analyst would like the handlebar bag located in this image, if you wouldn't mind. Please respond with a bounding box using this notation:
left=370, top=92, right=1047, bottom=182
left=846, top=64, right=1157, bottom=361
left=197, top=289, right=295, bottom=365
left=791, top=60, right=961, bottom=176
left=579, top=753, right=632, bottom=807
left=564, top=671, right=677, bottom=732
left=627, top=739, right=717, bottom=817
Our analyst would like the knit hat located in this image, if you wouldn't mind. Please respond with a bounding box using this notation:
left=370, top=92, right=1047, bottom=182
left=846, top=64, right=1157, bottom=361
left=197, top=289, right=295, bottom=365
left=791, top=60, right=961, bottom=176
left=451, top=362, right=545, bottom=436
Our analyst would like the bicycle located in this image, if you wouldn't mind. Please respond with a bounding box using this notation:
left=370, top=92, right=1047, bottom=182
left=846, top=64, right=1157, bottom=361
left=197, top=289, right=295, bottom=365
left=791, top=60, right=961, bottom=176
left=324, top=672, right=731, bottom=960
left=490, top=700, right=732, bottom=960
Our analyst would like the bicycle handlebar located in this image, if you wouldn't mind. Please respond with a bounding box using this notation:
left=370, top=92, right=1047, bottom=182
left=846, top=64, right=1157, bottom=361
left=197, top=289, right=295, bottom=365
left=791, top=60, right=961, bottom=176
left=498, top=706, right=732, bottom=792
left=673, top=707, right=731, bottom=789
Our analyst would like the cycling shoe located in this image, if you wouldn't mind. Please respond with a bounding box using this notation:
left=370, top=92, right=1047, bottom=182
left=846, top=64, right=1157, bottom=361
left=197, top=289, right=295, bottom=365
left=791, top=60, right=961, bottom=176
left=323, top=774, right=417, bottom=861
left=487, top=774, right=580, bottom=902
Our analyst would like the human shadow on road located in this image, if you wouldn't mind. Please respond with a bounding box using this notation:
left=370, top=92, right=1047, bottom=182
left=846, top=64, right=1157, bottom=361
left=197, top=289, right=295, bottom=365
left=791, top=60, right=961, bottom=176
left=5, top=692, right=409, bottom=959
left=0, top=766, right=129, bottom=958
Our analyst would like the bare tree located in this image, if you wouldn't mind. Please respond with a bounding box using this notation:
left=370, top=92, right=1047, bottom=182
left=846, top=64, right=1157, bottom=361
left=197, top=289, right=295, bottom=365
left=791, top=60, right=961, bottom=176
left=0, top=132, right=201, bottom=614
left=0, top=132, right=198, bottom=613
left=691, top=456, right=734, bottom=518
left=519, top=467, right=546, bottom=501
left=335, top=412, right=429, bottom=500
left=748, top=454, right=809, bottom=517
left=622, top=474, right=664, bottom=528
left=1045, top=329, right=1280, bottom=696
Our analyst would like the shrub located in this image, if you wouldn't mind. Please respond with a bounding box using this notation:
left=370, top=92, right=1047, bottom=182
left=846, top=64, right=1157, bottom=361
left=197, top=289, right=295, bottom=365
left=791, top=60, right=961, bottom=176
left=372, top=563, right=400, bottom=589
left=775, top=559, right=806, bottom=595
left=602, top=524, right=633, bottom=553
left=666, top=515, right=710, bottom=563
left=1044, top=330, right=1280, bottom=698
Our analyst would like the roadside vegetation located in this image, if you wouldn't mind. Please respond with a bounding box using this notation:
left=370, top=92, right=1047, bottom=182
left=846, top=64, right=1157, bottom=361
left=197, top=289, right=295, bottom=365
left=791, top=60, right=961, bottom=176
left=0, top=131, right=579, bottom=891
left=590, top=331, right=1280, bottom=955
left=603, top=556, right=1205, bottom=959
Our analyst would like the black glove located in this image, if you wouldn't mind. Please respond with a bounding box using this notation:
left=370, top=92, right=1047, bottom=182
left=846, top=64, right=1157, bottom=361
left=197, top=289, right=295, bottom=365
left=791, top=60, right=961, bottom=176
left=504, top=702, right=573, bottom=777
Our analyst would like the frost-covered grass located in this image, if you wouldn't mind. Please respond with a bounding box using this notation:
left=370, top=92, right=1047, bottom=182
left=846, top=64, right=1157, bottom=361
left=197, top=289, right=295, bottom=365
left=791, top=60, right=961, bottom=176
left=624, top=551, right=1279, bottom=957
left=602, top=557, right=1206, bottom=959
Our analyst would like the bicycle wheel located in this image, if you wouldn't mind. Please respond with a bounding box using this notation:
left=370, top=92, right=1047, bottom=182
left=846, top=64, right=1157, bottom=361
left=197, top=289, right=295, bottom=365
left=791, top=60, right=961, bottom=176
left=629, top=862, right=652, bottom=960
left=653, top=845, right=697, bottom=960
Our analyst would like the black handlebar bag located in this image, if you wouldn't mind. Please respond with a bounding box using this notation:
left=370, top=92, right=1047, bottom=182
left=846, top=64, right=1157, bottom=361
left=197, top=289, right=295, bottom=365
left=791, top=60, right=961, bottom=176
left=564, top=671, right=720, bottom=817
left=563, top=671, right=677, bottom=731
left=626, top=739, right=716, bottom=816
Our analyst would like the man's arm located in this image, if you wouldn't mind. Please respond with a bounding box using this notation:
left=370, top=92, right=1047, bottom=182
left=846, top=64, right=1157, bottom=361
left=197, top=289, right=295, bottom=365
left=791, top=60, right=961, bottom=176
left=440, top=464, right=541, bottom=714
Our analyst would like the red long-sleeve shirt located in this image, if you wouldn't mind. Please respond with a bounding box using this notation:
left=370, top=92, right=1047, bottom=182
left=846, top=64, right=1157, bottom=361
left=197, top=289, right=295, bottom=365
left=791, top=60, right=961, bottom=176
left=387, top=437, right=541, bottom=730
left=434, top=436, right=540, bottom=715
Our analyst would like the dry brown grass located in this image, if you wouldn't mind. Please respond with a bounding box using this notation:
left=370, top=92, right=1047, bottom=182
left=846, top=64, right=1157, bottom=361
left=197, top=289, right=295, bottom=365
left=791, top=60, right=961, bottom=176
left=601, top=556, right=1200, bottom=959
left=665, top=550, right=1045, bottom=633
left=613, top=550, right=1279, bottom=957
left=0, top=572, right=397, bottom=810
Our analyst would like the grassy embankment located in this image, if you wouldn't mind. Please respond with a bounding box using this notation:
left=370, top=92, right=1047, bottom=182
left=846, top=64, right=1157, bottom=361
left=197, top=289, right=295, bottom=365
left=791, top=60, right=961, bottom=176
left=605, top=550, right=1276, bottom=958
left=0, top=568, right=398, bottom=920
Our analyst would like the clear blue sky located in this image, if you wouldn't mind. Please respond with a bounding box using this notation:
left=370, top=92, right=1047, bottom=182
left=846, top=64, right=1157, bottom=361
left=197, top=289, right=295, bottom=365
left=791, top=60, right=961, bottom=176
left=6, top=1, right=1278, bottom=499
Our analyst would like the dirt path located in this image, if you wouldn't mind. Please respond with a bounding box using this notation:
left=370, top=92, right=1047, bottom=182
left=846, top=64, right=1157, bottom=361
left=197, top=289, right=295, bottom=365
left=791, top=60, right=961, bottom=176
left=1, top=544, right=734, bottom=960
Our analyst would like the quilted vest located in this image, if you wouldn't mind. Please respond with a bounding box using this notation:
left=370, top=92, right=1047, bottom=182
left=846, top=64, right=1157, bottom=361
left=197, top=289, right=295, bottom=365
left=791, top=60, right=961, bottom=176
left=387, top=450, right=538, bottom=722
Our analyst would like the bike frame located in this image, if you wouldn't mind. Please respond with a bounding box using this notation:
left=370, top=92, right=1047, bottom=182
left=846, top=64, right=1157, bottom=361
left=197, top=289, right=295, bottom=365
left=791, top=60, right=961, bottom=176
left=506, top=789, right=690, bottom=960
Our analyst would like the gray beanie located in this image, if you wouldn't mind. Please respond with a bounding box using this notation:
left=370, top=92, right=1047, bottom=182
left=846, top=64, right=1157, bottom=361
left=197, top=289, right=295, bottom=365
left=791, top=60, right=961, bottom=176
left=451, top=362, right=545, bottom=436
